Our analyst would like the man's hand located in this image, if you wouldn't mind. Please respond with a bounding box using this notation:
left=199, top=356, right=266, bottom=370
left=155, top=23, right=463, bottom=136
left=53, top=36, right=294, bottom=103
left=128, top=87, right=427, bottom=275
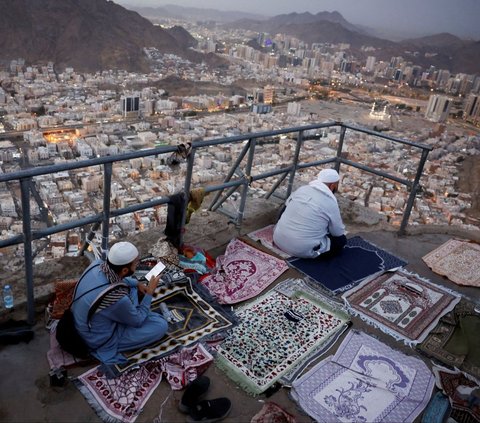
left=145, top=273, right=161, bottom=296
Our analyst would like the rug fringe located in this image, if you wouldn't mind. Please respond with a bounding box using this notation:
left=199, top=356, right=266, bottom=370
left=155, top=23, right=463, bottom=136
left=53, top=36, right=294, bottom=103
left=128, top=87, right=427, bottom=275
left=74, top=379, right=129, bottom=423
left=342, top=268, right=462, bottom=345
left=342, top=300, right=417, bottom=347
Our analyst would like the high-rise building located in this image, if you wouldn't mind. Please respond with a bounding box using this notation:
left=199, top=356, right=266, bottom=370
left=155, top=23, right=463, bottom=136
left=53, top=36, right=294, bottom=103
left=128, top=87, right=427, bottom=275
left=425, top=95, right=452, bottom=123
left=263, top=85, right=276, bottom=104
left=121, top=93, right=140, bottom=118
left=366, top=56, right=376, bottom=72
left=464, top=94, right=480, bottom=125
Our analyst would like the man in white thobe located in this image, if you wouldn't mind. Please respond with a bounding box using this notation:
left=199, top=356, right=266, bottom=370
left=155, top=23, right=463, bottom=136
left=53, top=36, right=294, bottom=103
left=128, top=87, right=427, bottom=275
left=273, top=168, right=347, bottom=259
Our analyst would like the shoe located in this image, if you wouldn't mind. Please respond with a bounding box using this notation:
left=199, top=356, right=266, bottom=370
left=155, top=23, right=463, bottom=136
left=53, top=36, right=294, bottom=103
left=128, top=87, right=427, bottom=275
left=179, top=376, right=211, bottom=413
left=187, top=398, right=232, bottom=423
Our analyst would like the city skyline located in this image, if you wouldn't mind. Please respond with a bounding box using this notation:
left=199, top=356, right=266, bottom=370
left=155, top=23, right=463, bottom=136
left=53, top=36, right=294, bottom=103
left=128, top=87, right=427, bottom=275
left=118, top=0, right=480, bottom=40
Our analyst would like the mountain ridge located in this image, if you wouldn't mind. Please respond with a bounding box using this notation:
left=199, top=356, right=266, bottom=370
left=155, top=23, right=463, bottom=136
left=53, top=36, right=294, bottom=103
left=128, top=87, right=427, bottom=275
left=0, top=0, right=198, bottom=73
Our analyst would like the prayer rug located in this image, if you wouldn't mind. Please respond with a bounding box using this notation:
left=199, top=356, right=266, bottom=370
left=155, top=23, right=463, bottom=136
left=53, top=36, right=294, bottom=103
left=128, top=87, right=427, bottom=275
left=200, top=238, right=289, bottom=304
left=76, top=344, right=213, bottom=423
left=47, top=323, right=91, bottom=369
left=418, top=300, right=480, bottom=380
left=76, top=361, right=163, bottom=423
left=422, top=239, right=480, bottom=287
left=274, top=278, right=351, bottom=386
left=288, top=236, right=407, bottom=293
left=112, top=277, right=235, bottom=375
left=342, top=269, right=461, bottom=344
left=432, top=366, right=480, bottom=423
left=247, top=224, right=291, bottom=258
left=250, top=402, right=298, bottom=423
left=215, top=286, right=349, bottom=395
left=291, top=330, right=434, bottom=423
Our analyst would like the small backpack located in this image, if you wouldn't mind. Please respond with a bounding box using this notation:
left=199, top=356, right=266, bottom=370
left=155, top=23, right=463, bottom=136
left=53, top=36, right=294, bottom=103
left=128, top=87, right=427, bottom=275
left=55, top=263, right=109, bottom=358
left=56, top=307, right=90, bottom=358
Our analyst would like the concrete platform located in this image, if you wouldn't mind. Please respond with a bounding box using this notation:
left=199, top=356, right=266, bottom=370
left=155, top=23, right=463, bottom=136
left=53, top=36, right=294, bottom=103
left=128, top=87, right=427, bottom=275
left=1, top=196, right=479, bottom=422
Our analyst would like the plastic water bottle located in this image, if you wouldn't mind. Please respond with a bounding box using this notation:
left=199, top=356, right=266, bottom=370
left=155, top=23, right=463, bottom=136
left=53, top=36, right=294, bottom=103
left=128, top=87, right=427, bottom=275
left=3, top=285, right=14, bottom=309
left=159, top=302, right=173, bottom=322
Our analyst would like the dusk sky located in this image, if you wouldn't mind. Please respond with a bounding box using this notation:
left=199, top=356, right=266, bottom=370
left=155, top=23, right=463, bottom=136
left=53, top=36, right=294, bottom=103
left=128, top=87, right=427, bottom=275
left=120, top=0, right=480, bottom=40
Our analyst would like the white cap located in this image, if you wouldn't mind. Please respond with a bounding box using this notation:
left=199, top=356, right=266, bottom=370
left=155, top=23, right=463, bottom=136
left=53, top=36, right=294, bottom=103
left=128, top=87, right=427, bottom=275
left=317, top=168, right=340, bottom=184
left=108, top=242, right=139, bottom=266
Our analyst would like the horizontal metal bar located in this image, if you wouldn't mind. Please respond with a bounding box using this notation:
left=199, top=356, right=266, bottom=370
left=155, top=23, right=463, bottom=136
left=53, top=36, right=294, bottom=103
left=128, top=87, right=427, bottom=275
left=0, top=145, right=179, bottom=183
left=192, top=122, right=339, bottom=149
left=339, top=158, right=412, bottom=186
left=342, top=123, right=432, bottom=151
left=297, top=157, right=337, bottom=169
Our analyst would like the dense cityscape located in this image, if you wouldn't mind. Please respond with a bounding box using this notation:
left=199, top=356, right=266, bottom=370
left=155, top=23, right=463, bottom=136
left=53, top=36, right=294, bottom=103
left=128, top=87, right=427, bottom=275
left=0, top=14, right=479, bottom=272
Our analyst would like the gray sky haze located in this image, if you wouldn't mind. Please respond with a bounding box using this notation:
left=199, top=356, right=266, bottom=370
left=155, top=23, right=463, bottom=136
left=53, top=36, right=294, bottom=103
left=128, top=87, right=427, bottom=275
left=121, top=0, right=480, bottom=40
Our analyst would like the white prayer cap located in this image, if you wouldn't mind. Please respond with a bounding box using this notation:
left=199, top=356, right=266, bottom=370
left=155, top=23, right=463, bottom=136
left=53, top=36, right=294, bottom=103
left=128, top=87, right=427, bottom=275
left=108, top=242, right=139, bottom=266
left=317, top=168, right=340, bottom=184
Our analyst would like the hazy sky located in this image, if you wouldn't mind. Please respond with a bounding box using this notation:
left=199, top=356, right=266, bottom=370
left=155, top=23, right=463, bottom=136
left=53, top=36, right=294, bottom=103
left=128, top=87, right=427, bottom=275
left=122, top=0, right=480, bottom=40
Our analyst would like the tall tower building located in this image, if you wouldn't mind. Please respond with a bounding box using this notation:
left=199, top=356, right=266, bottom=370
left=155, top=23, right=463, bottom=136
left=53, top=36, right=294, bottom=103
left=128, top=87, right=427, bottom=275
left=464, top=94, right=480, bottom=125
left=263, top=85, right=276, bottom=104
left=366, top=56, right=376, bottom=72
left=121, top=93, right=140, bottom=118
left=425, top=95, right=452, bottom=123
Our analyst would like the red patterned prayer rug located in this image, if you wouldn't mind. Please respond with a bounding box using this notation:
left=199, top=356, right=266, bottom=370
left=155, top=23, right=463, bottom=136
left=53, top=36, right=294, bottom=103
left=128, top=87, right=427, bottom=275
left=433, top=365, right=480, bottom=423
left=250, top=402, right=298, bottom=423
left=76, top=344, right=213, bottom=423
left=200, top=238, right=289, bottom=304
left=247, top=224, right=291, bottom=258
left=422, top=239, right=480, bottom=287
left=75, top=360, right=163, bottom=423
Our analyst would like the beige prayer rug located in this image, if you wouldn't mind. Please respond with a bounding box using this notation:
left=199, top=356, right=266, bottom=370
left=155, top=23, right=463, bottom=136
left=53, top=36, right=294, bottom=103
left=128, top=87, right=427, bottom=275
left=422, top=239, right=480, bottom=287
left=342, top=269, right=461, bottom=344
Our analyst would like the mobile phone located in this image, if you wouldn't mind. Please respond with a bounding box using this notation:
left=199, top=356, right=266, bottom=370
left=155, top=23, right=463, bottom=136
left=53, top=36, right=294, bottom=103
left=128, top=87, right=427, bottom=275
left=144, top=261, right=166, bottom=282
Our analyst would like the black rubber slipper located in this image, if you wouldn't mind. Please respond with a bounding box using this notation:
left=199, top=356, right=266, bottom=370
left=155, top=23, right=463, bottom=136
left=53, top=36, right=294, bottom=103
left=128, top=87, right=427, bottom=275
left=179, top=376, right=211, bottom=413
left=187, top=398, right=232, bottom=423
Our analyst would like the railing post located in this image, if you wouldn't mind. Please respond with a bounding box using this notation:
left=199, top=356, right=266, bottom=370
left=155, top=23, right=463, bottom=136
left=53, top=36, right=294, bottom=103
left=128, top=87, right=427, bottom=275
left=286, top=130, right=304, bottom=199
left=208, top=141, right=250, bottom=211
left=20, top=178, right=35, bottom=325
left=179, top=147, right=196, bottom=247
left=101, top=162, right=113, bottom=259
left=237, top=139, right=256, bottom=227
left=399, top=148, right=430, bottom=235
left=335, top=125, right=347, bottom=173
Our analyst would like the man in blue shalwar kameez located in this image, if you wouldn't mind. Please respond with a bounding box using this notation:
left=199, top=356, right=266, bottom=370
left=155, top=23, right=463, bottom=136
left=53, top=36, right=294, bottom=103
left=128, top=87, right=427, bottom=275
left=71, top=241, right=168, bottom=365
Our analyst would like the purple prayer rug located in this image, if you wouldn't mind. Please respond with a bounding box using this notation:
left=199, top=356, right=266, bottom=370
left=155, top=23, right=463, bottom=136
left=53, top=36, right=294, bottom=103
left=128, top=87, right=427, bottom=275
left=200, top=238, right=289, bottom=304
left=215, top=287, right=349, bottom=395
left=247, top=224, right=291, bottom=258
left=288, top=236, right=407, bottom=293
left=342, top=269, right=461, bottom=344
left=291, top=330, right=434, bottom=423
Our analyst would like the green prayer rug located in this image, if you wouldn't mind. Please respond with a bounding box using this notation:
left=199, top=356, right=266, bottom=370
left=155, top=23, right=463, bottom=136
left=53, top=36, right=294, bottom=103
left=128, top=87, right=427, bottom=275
left=215, top=287, right=350, bottom=395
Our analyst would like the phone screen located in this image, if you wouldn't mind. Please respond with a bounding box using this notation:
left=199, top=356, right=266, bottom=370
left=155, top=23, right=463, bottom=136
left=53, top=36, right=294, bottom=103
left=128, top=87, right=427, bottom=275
left=144, top=261, right=166, bottom=282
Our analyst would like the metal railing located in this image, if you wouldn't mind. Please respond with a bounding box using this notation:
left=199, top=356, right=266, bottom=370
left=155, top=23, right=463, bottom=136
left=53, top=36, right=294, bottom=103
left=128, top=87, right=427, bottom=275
left=0, top=121, right=432, bottom=324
